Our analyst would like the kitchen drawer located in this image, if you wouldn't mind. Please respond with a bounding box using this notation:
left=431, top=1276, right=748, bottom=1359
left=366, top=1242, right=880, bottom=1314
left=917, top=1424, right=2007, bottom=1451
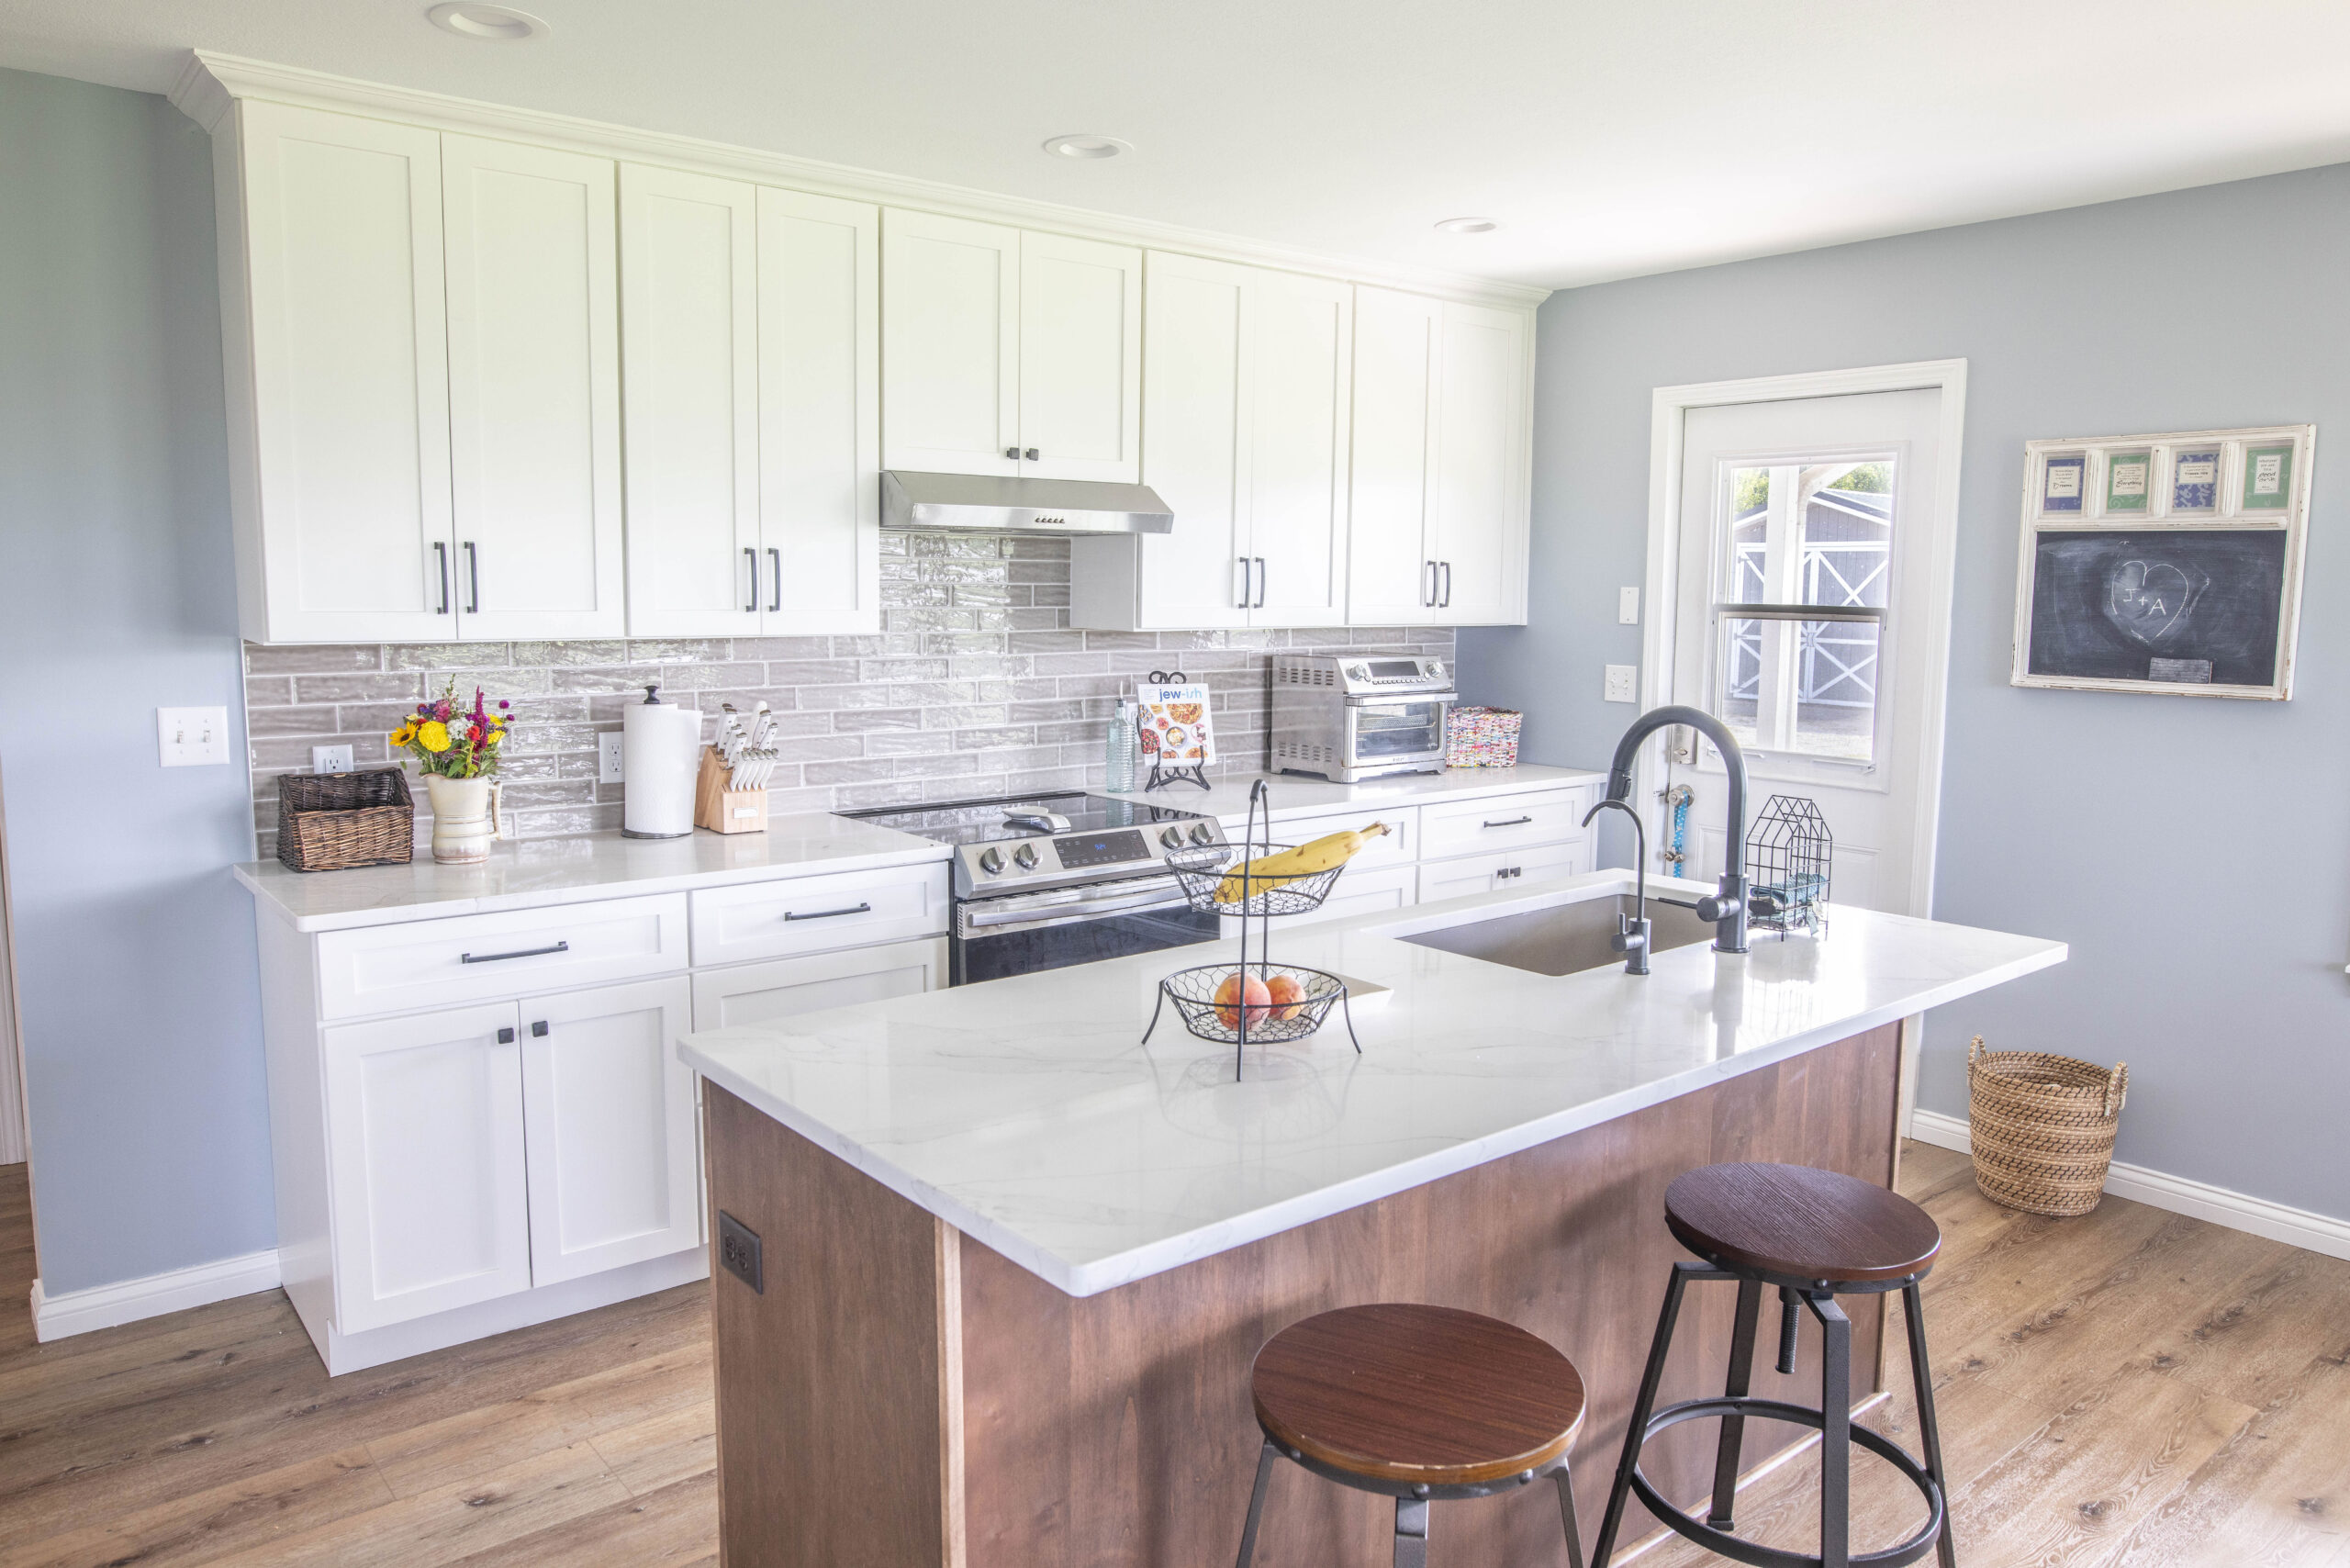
left=1219, top=861, right=1416, bottom=935
left=1419, top=787, right=1594, bottom=861
left=1264, top=806, right=1417, bottom=870
left=318, top=894, right=688, bottom=1021
left=692, top=937, right=948, bottom=1030
left=690, top=862, right=949, bottom=968
left=1417, top=840, right=1591, bottom=904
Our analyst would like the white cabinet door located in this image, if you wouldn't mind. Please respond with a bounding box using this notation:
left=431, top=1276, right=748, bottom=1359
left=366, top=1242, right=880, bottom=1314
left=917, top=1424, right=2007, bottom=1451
left=881, top=209, right=1020, bottom=476
left=757, top=188, right=880, bottom=634
left=1430, top=301, right=1532, bottom=625
left=518, top=977, right=700, bottom=1285
left=323, top=1002, right=530, bottom=1333
left=620, top=165, right=762, bottom=636
left=235, top=102, right=453, bottom=643
left=688, top=863, right=950, bottom=968
left=442, top=136, right=624, bottom=642
left=1418, top=840, right=1591, bottom=903
left=1348, top=286, right=1442, bottom=626
left=1418, top=787, right=1592, bottom=862
left=1246, top=269, right=1353, bottom=628
left=691, top=937, right=947, bottom=1028
left=1018, top=232, right=1142, bottom=483
left=1123, top=252, right=1252, bottom=629
left=1222, top=862, right=1416, bottom=935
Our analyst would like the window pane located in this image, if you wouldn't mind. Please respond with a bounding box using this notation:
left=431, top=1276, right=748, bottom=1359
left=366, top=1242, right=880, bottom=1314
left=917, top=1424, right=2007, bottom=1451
left=1793, top=619, right=1878, bottom=763
left=1800, top=462, right=1893, bottom=610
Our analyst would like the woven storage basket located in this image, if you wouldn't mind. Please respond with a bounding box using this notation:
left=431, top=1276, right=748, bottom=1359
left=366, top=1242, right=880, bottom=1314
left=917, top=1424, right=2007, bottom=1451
left=1965, top=1036, right=2127, bottom=1216
left=1445, top=706, right=1522, bottom=768
left=277, top=767, right=415, bottom=872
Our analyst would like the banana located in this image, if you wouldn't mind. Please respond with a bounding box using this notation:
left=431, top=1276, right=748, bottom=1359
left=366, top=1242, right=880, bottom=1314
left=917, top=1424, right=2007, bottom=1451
left=1214, top=822, right=1391, bottom=902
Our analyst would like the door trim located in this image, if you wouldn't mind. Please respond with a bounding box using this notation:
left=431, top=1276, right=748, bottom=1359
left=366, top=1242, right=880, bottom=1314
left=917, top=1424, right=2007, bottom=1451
left=1639, top=359, right=1968, bottom=920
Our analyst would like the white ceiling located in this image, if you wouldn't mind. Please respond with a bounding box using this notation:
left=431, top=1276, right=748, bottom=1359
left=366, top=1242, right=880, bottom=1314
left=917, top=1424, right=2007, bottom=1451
left=6, top=0, right=2349, bottom=290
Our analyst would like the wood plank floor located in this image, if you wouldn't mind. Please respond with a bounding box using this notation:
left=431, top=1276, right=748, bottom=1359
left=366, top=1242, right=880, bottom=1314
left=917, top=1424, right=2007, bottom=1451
left=0, top=1143, right=2342, bottom=1567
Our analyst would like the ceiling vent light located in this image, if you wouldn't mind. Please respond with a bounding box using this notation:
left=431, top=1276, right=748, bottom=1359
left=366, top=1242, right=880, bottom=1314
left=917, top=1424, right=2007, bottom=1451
left=427, top=3, right=550, bottom=40
left=1043, top=134, right=1131, bottom=161
left=1434, top=216, right=1500, bottom=234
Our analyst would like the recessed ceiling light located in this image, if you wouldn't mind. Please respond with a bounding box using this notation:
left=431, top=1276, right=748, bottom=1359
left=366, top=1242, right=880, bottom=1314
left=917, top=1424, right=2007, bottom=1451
left=1042, top=134, right=1131, bottom=162
left=1434, top=216, right=1501, bottom=234
left=427, top=3, right=549, bottom=40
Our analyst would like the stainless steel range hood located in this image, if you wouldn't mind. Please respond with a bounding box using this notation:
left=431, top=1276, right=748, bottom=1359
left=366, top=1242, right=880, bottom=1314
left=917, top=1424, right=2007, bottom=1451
left=880, top=470, right=1173, bottom=536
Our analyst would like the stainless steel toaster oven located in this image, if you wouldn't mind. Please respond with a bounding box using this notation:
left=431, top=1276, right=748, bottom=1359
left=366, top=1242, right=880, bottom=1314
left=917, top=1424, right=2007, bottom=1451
left=1270, top=654, right=1456, bottom=783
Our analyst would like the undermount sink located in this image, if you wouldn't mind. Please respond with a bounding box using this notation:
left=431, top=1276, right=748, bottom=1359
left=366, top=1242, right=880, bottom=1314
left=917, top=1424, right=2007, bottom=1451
left=1395, top=891, right=1716, bottom=977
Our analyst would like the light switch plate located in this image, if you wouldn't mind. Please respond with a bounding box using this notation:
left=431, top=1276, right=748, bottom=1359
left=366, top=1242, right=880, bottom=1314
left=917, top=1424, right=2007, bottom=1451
left=1604, top=665, right=1639, bottom=703
left=311, top=745, right=354, bottom=775
left=158, top=706, right=231, bottom=767
left=1618, top=587, right=1640, bottom=624
left=598, top=731, right=626, bottom=784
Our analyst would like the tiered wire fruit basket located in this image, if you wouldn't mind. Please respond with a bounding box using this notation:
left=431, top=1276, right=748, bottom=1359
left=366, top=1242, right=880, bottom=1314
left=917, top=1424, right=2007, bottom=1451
left=1143, top=780, right=1361, bottom=1081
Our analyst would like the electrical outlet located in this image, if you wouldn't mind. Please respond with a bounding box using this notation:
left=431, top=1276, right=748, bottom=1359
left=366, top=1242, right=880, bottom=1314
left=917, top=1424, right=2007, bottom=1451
left=1618, top=586, right=1640, bottom=624
left=598, top=731, right=626, bottom=784
left=311, top=745, right=354, bottom=775
left=1604, top=665, right=1639, bottom=703
left=717, top=1210, right=763, bottom=1293
left=157, top=706, right=231, bottom=767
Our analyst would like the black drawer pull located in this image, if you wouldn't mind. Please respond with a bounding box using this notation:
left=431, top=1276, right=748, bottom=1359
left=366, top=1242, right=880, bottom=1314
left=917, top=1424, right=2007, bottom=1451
left=1481, top=815, right=1534, bottom=829
left=461, top=940, right=571, bottom=964
left=784, top=902, right=872, bottom=922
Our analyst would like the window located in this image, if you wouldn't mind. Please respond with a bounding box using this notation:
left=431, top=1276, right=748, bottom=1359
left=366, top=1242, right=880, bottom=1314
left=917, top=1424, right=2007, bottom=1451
left=1712, top=460, right=1892, bottom=764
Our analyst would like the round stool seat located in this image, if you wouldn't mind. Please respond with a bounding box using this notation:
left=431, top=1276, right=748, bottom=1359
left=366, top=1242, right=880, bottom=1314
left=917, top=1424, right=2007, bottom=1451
left=1666, top=1162, right=1941, bottom=1287
left=1250, top=1304, right=1587, bottom=1489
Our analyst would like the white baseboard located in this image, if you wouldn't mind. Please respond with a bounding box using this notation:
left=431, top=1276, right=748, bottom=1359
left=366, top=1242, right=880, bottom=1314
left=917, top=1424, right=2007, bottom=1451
left=29, top=1248, right=283, bottom=1342
left=1908, top=1109, right=2350, bottom=1262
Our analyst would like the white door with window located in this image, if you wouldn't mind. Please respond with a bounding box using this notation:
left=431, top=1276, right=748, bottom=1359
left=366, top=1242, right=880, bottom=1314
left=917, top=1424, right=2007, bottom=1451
left=1658, top=386, right=1951, bottom=916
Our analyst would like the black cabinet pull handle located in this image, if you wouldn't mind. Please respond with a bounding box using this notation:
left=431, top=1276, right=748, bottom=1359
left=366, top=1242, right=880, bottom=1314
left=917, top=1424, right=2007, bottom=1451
left=1253, top=556, right=1267, bottom=609
left=1236, top=556, right=1250, bottom=610
left=433, top=542, right=450, bottom=614
left=1024, top=447, right=1040, bottom=462
left=767, top=547, right=781, bottom=613
left=1425, top=560, right=1437, bottom=608
left=1004, top=445, right=1021, bottom=460
left=744, top=547, right=758, bottom=613
left=1482, top=815, right=1533, bottom=829
left=464, top=541, right=481, bottom=614
left=784, top=902, right=871, bottom=922
left=531, top=1020, right=549, bottom=1037
left=1440, top=560, right=1452, bottom=608
left=496, top=1026, right=515, bottom=1044
left=462, top=940, right=571, bottom=964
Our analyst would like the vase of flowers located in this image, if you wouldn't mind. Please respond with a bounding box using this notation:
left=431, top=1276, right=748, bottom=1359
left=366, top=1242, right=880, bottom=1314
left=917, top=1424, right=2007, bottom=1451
left=392, top=681, right=513, bottom=864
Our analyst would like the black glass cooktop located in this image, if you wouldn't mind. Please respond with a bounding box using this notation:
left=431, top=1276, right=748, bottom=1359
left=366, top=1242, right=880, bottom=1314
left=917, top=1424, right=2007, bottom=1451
left=838, top=790, right=1207, bottom=848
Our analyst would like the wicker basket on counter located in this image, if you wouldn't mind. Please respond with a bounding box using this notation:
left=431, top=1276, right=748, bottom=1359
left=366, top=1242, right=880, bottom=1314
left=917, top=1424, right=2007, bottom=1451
left=277, top=767, right=415, bottom=872
left=1445, top=706, right=1522, bottom=767
left=1965, top=1036, right=2128, bottom=1216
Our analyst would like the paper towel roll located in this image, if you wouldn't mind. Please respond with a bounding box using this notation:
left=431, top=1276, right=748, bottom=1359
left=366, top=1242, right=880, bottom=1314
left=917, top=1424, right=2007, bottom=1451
left=622, top=690, right=701, bottom=838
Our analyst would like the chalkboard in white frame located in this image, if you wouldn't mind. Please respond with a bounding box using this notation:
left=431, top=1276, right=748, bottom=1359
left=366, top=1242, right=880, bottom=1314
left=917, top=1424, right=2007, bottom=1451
left=2011, top=424, right=2314, bottom=700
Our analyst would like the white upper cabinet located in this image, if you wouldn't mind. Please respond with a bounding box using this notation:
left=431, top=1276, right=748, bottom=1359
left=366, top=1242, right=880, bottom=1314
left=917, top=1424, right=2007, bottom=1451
left=619, top=165, right=763, bottom=636
left=881, top=210, right=1142, bottom=483
left=1347, top=287, right=1532, bottom=626
left=1070, top=252, right=1349, bottom=630
left=229, top=102, right=454, bottom=644
left=442, top=136, right=624, bottom=642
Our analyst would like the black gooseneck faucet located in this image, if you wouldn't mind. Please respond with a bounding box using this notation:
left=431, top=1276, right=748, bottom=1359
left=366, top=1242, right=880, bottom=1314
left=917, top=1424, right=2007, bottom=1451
left=1601, top=705, right=1761, bottom=955
left=1581, top=796, right=1651, bottom=974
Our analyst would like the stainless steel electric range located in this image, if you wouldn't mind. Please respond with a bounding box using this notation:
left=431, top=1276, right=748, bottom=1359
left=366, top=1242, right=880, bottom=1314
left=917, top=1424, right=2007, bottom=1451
left=837, top=790, right=1229, bottom=985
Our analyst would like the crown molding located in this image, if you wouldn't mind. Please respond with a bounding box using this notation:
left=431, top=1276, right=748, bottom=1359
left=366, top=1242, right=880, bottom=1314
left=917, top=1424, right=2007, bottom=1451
left=167, top=50, right=1552, bottom=312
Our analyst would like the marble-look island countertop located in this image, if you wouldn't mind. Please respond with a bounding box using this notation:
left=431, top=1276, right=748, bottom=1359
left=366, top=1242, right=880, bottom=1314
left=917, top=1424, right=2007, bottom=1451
left=678, top=875, right=2065, bottom=1296
left=1103, top=762, right=1606, bottom=824
left=235, top=812, right=948, bottom=932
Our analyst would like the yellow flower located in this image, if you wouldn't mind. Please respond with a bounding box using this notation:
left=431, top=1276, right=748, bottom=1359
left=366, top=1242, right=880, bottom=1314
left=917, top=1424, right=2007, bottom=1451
left=485, top=726, right=505, bottom=745
left=389, top=722, right=416, bottom=747
left=418, top=721, right=451, bottom=753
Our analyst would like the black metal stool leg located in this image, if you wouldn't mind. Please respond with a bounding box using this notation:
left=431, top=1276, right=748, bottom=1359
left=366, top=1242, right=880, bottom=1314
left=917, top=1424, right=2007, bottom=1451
left=1707, top=1276, right=1764, bottom=1529
left=1233, top=1439, right=1276, bottom=1568
left=1593, top=1261, right=1697, bottom=1567
left=1810, top=1294, right=1852, bottom=1568
left=1903, top=1283, right=1957, bottom=1568
left=1393, top=1495, right=1430, bottom=1568
left=1555, top=1460, right=1587, bottom=1568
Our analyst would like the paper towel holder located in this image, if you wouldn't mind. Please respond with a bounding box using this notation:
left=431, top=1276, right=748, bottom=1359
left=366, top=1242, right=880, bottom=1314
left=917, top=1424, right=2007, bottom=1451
left=620, top=684, right=702, bottom=840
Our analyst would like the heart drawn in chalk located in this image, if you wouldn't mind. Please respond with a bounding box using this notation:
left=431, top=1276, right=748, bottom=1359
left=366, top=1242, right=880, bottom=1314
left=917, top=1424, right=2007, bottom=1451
left=2103, top=557, right=2207, bottom=646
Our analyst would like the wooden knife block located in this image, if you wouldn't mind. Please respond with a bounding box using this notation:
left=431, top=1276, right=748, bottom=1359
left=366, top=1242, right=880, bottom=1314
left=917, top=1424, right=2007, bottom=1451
left=694, top=746, right=769, bottom=834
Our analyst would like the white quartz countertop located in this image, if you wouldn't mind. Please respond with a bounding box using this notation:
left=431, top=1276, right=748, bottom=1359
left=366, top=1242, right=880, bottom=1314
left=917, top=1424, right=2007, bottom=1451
left=678, top=874, right=2065, bottom=1297
left=1102, top=763, right=1606, bottom=826
left=234, top=813, right=948, bottom=932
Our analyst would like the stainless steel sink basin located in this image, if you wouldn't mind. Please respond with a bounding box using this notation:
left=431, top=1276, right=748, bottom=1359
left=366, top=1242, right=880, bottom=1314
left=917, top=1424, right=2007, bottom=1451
left=1395, top=893, right=1716, bottom=977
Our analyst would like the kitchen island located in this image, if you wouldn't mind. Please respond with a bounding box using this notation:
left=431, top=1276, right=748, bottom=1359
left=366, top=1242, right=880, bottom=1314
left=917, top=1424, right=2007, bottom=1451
left=678, top=875, right=2064, bottom=1568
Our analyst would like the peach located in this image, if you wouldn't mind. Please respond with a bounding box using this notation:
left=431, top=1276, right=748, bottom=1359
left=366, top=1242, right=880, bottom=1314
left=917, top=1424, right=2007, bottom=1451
left=1264, top=972, right=1309, bottom=1021
left=1213, top=972, right=1274, bottom=1029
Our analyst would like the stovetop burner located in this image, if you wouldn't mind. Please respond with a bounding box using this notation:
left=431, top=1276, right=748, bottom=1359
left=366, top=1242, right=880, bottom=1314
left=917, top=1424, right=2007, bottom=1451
left=840, top=790, right=1207, bottom=849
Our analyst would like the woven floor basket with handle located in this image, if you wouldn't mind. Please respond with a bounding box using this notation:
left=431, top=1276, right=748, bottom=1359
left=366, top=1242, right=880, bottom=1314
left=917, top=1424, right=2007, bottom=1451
left=1965, top=1036, right=2128, bottom=1216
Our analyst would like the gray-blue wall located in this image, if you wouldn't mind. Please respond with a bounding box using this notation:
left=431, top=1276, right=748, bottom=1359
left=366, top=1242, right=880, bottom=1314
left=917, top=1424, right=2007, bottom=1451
left=0, top=68, right=275, bottom=1294
left=1461, top=163, right=2350, bottom=1221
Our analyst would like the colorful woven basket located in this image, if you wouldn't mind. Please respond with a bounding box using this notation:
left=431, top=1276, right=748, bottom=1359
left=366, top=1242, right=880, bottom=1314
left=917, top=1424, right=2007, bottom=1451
left=1445, top=706, right=1522, bottom=768
left=1965, top=1036, right=2128, bottom=1217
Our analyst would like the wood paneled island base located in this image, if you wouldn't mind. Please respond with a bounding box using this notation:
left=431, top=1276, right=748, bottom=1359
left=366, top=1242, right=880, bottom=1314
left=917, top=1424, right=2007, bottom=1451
left=705, top=1022, right=1901, bottom=1568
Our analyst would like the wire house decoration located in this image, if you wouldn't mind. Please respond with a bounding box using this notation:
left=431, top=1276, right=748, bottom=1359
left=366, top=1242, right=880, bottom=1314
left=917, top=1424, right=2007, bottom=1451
left=1745, top=794, right=1831, bottom=937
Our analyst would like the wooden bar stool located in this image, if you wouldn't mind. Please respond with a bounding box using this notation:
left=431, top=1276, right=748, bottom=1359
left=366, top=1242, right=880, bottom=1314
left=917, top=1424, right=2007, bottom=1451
left=1236, top=1303, right=1589, bottom=1568
left=1592, top=1163, right=1955, bottom=1568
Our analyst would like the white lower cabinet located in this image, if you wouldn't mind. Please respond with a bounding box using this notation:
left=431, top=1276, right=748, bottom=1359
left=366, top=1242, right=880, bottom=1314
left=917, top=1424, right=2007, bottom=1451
left=323, top=1001, right=532, bottom=1335
left=692, top=937, right=948, bottom=1027
left=1418, top=839, right=1593, bottom=903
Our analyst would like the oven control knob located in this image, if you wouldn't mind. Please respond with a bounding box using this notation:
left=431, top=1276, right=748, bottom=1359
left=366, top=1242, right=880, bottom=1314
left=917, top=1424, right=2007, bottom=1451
left=1013, top=843, right=1040, bottom=869
left=1158, top=826, right=1183, bottom=848
left=1188, top=822, right=1215, bottom=845
left=979, top=846, right=1003, bottom=875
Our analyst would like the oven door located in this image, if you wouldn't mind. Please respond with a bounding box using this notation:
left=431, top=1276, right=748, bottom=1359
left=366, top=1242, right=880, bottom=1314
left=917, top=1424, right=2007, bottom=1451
left=953, top=876, right=1218, bottom=984
left=1344, top=694, right=1455, bottom=764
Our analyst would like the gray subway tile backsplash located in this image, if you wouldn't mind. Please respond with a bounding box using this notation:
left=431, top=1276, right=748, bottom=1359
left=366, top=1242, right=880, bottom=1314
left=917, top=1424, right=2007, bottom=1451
left=242, top=538, right=1452, bottom=856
